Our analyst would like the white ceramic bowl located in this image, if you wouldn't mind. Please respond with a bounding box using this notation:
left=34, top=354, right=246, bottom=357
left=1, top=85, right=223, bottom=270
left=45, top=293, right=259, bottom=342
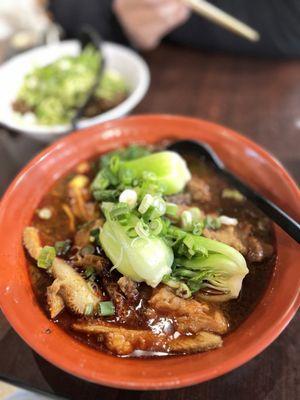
left=0, top=40, right=150, bottom=142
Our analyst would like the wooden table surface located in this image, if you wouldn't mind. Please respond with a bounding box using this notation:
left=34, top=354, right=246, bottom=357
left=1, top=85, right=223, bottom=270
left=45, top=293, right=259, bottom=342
left=0, top=44, right=299, bottom=400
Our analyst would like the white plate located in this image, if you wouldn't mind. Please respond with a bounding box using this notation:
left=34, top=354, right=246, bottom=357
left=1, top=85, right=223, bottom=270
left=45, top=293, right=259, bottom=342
left=0, top=40, right=150, bottom=142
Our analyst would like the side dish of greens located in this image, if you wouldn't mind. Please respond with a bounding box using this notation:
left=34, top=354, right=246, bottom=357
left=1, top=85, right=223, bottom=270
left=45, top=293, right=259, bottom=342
left=13, top=46, right=128, bottom=126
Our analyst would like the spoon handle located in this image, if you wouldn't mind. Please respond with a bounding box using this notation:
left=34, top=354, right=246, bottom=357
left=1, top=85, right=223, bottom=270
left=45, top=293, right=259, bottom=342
left=221, top=169, right=300, bottom=243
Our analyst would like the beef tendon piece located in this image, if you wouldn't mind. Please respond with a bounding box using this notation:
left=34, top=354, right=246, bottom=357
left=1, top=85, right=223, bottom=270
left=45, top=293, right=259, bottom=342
left=72, top=321, right=222, bottom=355
left=149, top=286, right=228, bottom=335
left=72, top=321, right=167, bottom=355
left=23, top=227, right=42, bottom=260
left=169, top=331, right=222, bottom=353
left=47, top=258, right=101, bottom=318
left=187, top=176, right=211, bottom=203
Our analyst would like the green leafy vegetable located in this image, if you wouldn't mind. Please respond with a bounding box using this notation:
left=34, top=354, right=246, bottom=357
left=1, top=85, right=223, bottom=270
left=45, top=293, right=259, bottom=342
left=37, top=246, right=56, bottom=269
left=100, top=145, right=151, bottom=168
left=176, top=253, right=248, bottom=301
left=100, top=217, right=174, bottom=287
left=123, top=151, right=191, bottom=195
left=92, top=150, right=191, bottom=205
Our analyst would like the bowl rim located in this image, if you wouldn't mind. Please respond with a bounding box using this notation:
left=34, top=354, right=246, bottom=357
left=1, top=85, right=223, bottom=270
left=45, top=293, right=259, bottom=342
left=0, top=40, right=150, bottom=137
left=0, top=114, right=299, bottom=390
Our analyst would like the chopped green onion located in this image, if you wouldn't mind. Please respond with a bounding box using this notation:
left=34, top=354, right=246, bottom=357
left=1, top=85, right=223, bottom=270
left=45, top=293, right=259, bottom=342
left=165, top=202, right=179, bottom=218
left=93, top=189, right=119, bottom=202
left=189, top=207, right=202, bottom=222
left=204, top=216, right=221, bottom=230
left=109, top=155, right=120, bottom=174
left=151, top=197, right=166, bottom=218
left=181, top=210, right=193, bottom=231
left=119, top=189, right=137, bottom=209
left=138, top=194, right=153, bottom=214
left=135, top=219, right=150, bottom=238
left=110, top=203, right=130, bottom=219
left=99, top=301, right=115, bottom=316
left=37, top=246, right=56, bottom=269
left=126, top=226, right=138, bottom=238
left=193, top=221, right=204, bottom=236
left=149, top=218, right=163, bottom=236
left=37, top=207, right=52, bottom=220
left=119, top=168, right=134, bottom=185
left=84, top=303, right=94, bottom=316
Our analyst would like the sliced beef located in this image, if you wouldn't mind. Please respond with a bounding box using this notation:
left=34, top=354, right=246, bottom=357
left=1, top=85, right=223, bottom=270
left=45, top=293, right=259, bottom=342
left=149, top=286, right=228, bottom=335
left=74, top=219, right=104, bottom=248
left=166, top=192, right=192, bottom=205
left=102, top=271, right=140, bottom=325
left=203, top=222, right=274, bottom=262
left=247, top=237, right=274, bottom=263
left=203, top=225, right=247, bottom=254
left=187, top=176, right=211, bottom=203
left=74, top=254, right=110, bottom=274
left=118, top=276, right=139, bottom=301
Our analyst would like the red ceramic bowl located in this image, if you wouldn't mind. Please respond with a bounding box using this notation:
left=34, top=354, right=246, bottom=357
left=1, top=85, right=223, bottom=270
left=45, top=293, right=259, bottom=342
left=0, top=115, right=299, bottom=390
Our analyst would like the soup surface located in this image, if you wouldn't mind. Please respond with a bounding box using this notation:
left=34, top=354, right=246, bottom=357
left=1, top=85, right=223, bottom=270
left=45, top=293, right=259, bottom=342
left=23, top=145, right=276, bottom=357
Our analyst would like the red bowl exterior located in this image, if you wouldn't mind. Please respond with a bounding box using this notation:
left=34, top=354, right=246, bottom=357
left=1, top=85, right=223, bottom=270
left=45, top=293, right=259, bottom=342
left=0, top=115, right=299, bottom=390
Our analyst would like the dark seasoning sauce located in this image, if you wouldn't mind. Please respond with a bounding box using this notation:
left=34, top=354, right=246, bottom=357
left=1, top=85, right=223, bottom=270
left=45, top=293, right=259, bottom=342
left=27, top=151, right=276, bottom=357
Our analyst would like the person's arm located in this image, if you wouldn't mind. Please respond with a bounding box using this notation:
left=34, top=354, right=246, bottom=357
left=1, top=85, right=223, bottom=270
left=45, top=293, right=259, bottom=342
left=48, top=0, right=129, bottom=43
left=49, top=0, right=190, bottom=50
left=166, top=0, right=300, bottom=57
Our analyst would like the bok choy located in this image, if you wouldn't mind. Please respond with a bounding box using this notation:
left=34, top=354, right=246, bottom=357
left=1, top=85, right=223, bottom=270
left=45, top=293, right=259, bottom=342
left=99, top=203, right=174, bottom=287
left=166, top=227, right=248, bottom=301
left=91, top=149, right=191, bottom=201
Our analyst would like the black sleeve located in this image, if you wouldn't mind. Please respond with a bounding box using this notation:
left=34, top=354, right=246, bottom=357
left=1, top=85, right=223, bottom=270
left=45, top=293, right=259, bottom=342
left=49, top=0, right=129, bottom=44
left=167, top=0, right=300, bottom=57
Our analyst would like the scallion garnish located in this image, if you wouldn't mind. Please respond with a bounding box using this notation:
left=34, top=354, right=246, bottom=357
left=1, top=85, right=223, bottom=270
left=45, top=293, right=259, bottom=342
left=165, top=202, right=179, bottom=218
left=37, top=246, right=56, bottom=269
left=99, top=301, right=115, bottom=316
left=149, top=218, right=163, bottom=236
left=135, top=219, right=150, bottom=238
left=84, top=303, right=94, bottom=316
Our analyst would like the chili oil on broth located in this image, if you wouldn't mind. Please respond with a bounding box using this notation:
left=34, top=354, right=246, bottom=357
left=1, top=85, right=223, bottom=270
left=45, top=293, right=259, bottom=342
left=26, top=151, right=276, bottom=357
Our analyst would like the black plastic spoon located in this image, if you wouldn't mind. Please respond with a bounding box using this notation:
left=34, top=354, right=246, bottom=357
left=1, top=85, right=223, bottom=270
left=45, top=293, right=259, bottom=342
left=167, top=140, right=300, bottom=243
left=70, top=26, right=106, bottom=131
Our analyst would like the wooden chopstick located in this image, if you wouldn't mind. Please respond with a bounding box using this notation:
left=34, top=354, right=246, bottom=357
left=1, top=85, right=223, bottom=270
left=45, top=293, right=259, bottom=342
left=182, top=0, right=260, bottom=42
